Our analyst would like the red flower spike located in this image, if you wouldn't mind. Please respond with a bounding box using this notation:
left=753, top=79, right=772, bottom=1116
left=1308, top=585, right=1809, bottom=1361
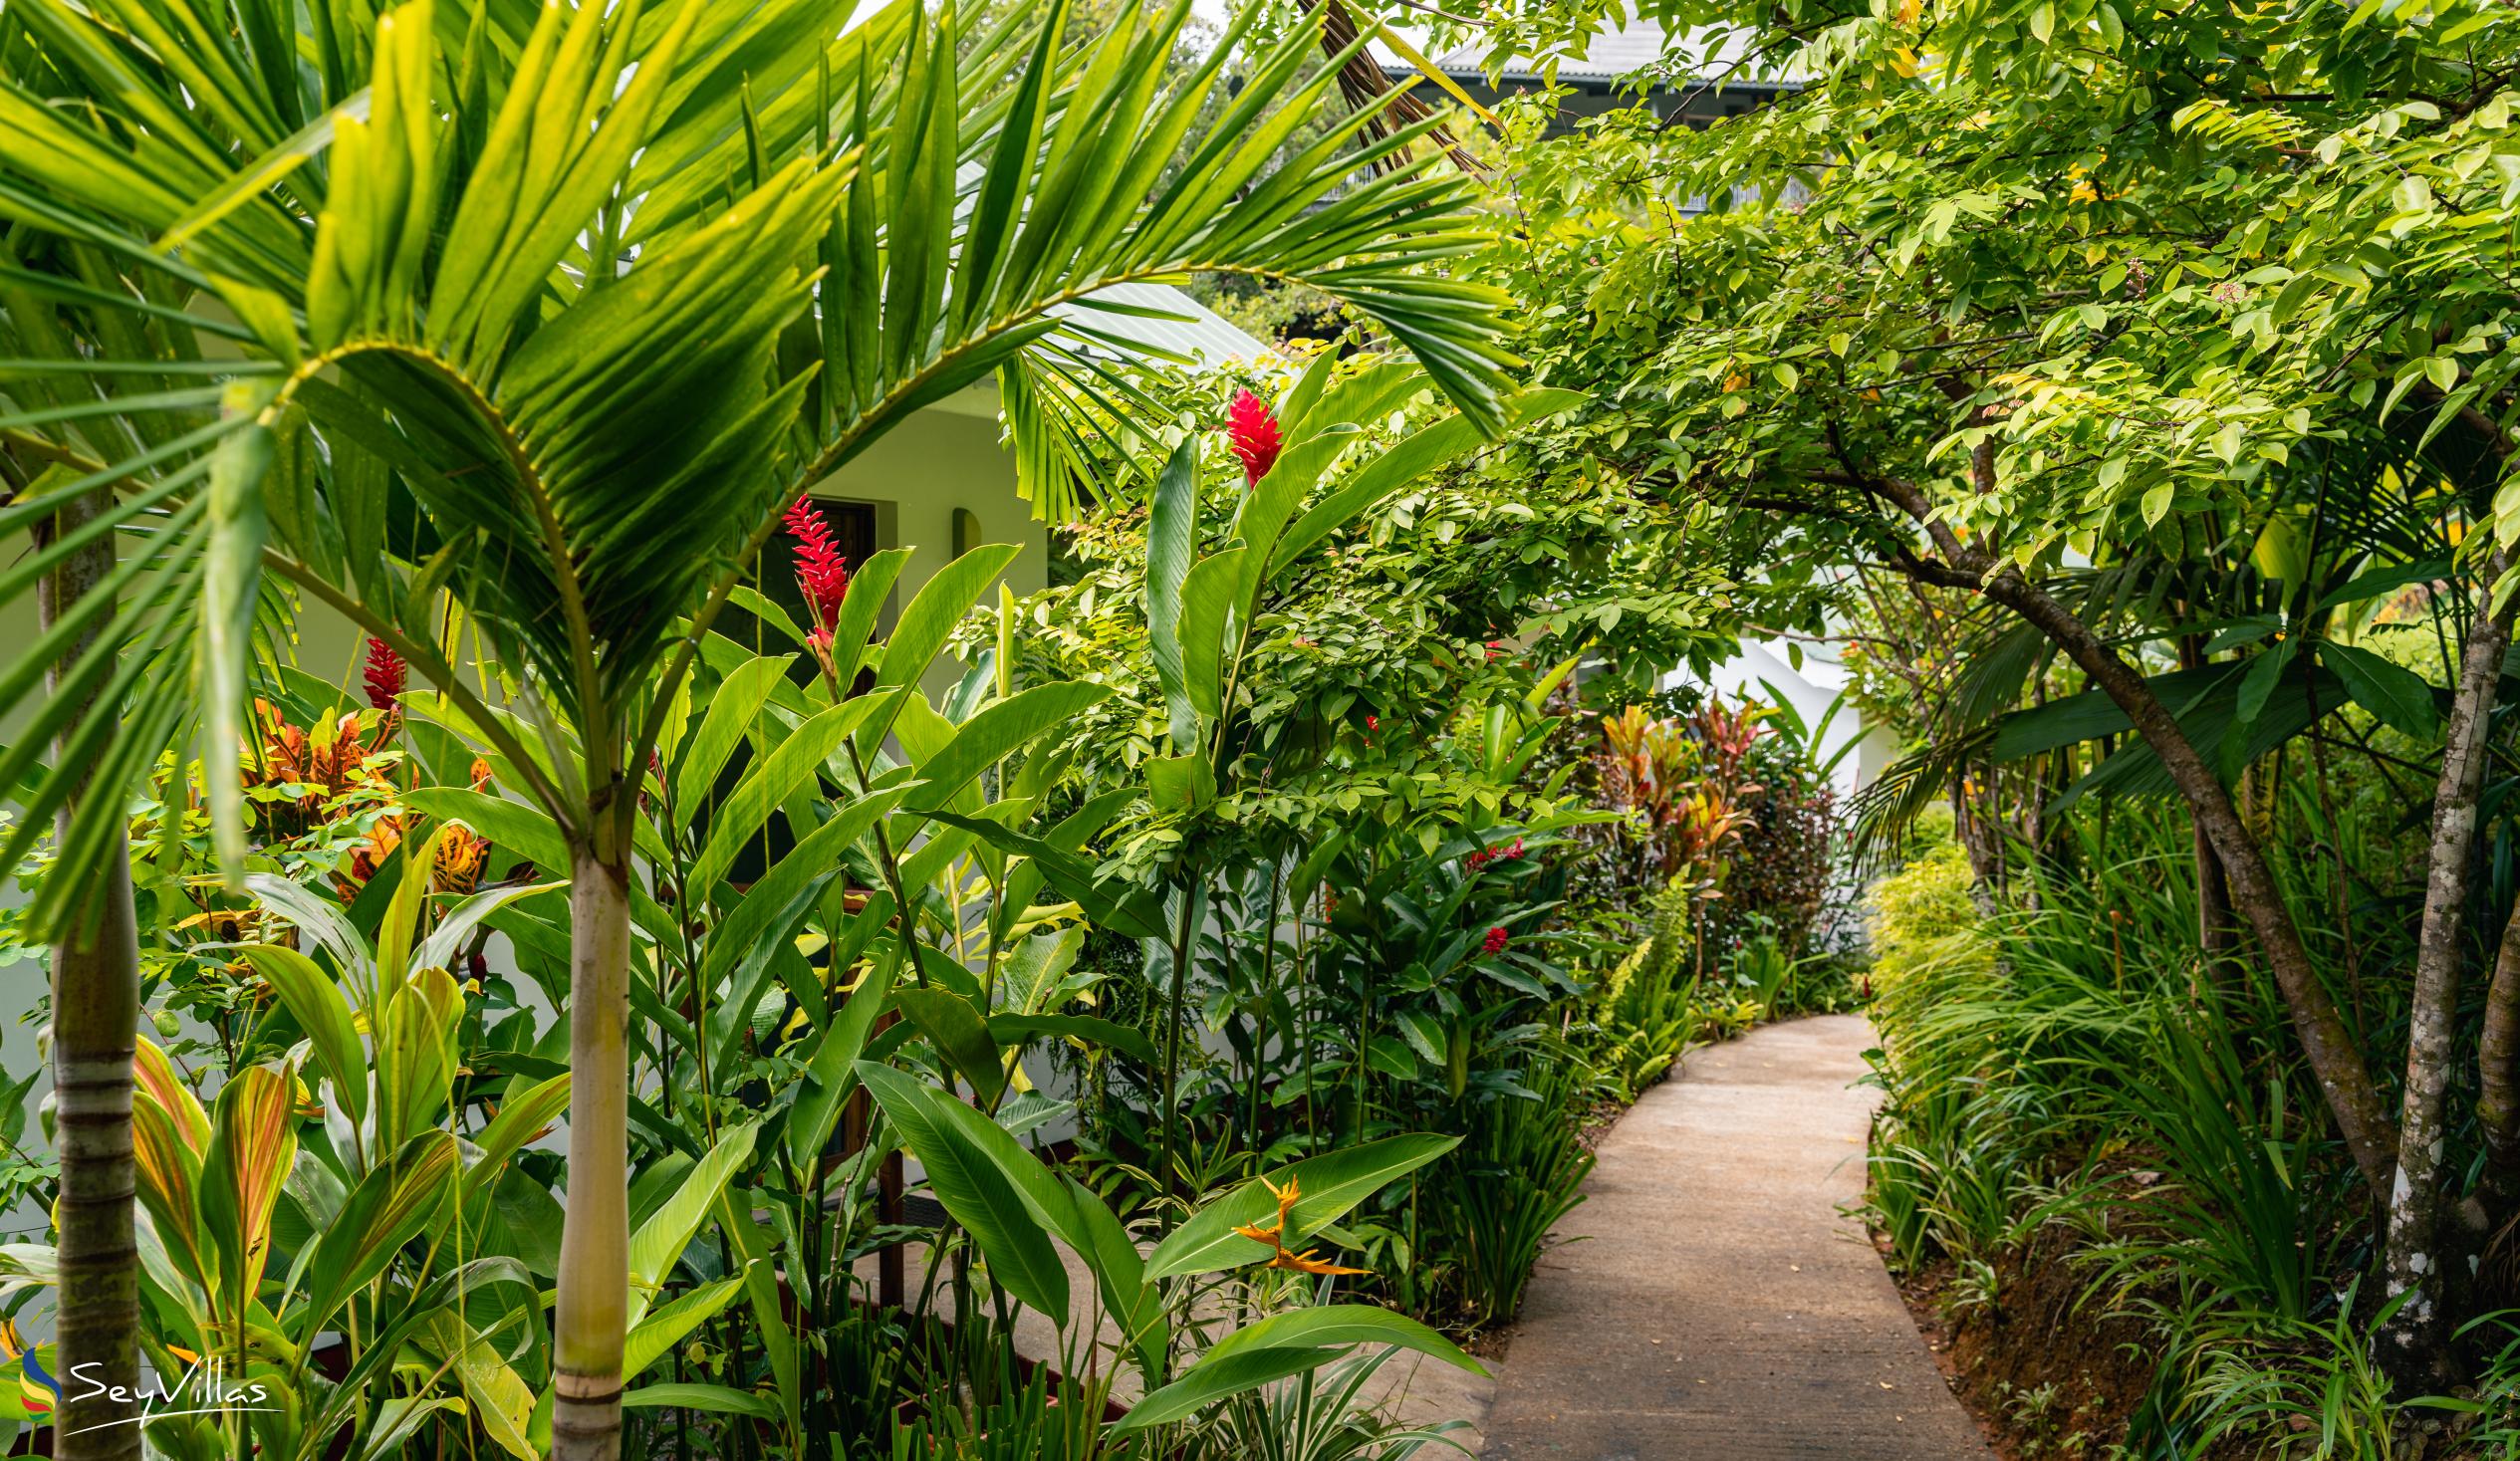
left=783, top=497, right=851, bottom=634
left=1227, top=388, right=1282, bottom=485
left=362, top=637, right=406, bottom=713
left=1482, top=926, right=1511, bottom=956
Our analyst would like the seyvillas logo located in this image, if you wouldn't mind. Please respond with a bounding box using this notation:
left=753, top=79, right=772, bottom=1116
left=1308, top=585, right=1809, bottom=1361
left=0, top=1321, right=58, bottom=1419
left=0, top=1327, right=277, bottom=1436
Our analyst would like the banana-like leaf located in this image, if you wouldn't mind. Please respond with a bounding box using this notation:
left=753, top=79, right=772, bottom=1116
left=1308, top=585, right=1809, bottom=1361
left=895, top=987, right=1005, bottom=1106
left=623, top=1274, right=746, bottom=1381
left=299, top=1131, right=459, bottom=1340
left=1145, top=1133, right=1460, bottom=1281
left=1175, top=547, right=1248, bottom=729
left=626, top=1121, right=760, bottom=1329
left=988, top=1014, right=1158, bottom=1069
left=1144, top=438, right=1202, bottom=748
left=855, top=1062, right=1069, bottom=1326
left=1112, top=1345, right=1347, bottom=1431
left=236, top=945, right=368, bottom=1133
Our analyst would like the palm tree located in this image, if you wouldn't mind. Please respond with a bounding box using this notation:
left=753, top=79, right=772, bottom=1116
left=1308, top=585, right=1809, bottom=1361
left=0, top=0, right=1514, bottom=1454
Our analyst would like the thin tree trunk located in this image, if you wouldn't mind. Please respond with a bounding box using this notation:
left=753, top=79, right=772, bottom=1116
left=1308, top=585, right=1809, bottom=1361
left=2475, top=897, right=2520, bottom=1216
left=38, top=492, right=142, bottom=1459
left=1975, top=565, right=2396, bottom=1199
left=2176, top=636, right=2240, bottom=967
left=552, top=844, right=631, bottom=1461
left=1864, top=472, right=2395, bottom=1196
left=2384, top=557, right=2517, bottom=1378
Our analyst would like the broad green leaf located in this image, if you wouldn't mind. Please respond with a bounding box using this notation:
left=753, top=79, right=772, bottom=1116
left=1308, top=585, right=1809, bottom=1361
left=922, top=809, right=1167, bottom=939
left=688, top=694, right=890, bottom=895
left=462, top=1073, right=571, bottom=1202
left=895, top=986, right=1005, bottom=1104
left=988, top=1013, right=1158, bottom=1068
left=788, top=950, right=902, bottom=1169
left=301, top=1131, right=459, bottom=1339
left=624, top=1275, right=747, bottom=1381
left=1113, top=1345, right=1348, bottom=1430
left=1176, top=547, right=1247, bottom=724
left=236, top=944, right=367, bottom=1131
left=1144, top=437, right=1201, bottom=747
left=900, top=680, right=1113, bottom=813
left=375, top=966, right=463, bottom=1151
left=622, top=1382, right=780, bottom=1420
left=855, top=1062, right=1069, bottom=1326
left=2323, top=640, right=2440, bottom=738
left=1145, top=753, right=1215, bottom=814
left=1198, top=1304, right=1484, bottom=1375
left=863, top=544, right=1023, bottom=749
left=401, top=789, right=568, bottom=879
left=1146, top=1133, right=1460, bottom=1280
left=628, top=1121, right=760, bottom=1326
left=670, top=654, right=799, bottom=831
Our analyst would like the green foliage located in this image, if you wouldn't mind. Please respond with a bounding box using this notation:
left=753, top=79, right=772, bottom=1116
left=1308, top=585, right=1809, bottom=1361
left=1864, top=836, right=1985, bottom=995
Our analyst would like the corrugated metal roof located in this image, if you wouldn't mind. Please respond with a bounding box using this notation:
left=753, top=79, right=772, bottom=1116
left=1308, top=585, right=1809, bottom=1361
left=1433, top=14, right=1680, bottom=78
left=1403, top=15, right=1795, bottom=86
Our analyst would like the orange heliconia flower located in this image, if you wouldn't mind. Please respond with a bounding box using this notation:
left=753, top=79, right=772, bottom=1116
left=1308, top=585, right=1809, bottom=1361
left=1233, top=1174, right=1369, bottom=1277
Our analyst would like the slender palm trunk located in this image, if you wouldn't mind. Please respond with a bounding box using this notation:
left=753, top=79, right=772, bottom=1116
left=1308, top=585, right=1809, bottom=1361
left=553, top=844, right=631, bottom=1461
left=2383, top=564, right=2517, bottom=1378
left=38, top=492, right=142, bottom=1459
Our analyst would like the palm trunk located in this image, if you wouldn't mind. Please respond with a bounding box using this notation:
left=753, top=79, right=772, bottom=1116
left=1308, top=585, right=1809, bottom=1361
left=2377, top=562, right=2515, bottom=1380
left=552, top=844, right=631, bottom=1461
left=39, top=491, right=142, bottom=1459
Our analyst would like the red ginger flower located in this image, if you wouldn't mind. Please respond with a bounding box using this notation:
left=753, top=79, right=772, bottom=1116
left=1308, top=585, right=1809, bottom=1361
left=782, top=497, right=851, bottom=637
left=1482, top=925, right=1512, bottom=956
left=1227, top=388, right=1281, bottom=485
left=1466, top=837, right=1526, bottom=872
left=362, top=637, right=405, bottom=713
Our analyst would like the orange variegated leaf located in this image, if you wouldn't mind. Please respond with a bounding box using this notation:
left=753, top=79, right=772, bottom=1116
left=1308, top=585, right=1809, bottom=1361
left=197, top=1066, right=298, bottom=1313
left=133, top=1037, right=208, bottom=1149
left=129, top=1096, right=212, bottom=1292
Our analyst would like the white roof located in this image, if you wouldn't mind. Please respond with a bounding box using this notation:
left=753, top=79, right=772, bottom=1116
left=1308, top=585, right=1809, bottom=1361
left=1431, top=14, right=1686, bottom=79
left=1057, top=280, right=1271, bottom=366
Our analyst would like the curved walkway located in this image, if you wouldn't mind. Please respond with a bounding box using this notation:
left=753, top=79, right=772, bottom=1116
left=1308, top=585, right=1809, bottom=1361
left=1478, top=1015, right=1991, bottom=1460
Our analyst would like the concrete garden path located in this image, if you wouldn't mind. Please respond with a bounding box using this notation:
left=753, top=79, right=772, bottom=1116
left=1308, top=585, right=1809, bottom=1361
left=1478, top=1015, right=1992, bottom=1460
